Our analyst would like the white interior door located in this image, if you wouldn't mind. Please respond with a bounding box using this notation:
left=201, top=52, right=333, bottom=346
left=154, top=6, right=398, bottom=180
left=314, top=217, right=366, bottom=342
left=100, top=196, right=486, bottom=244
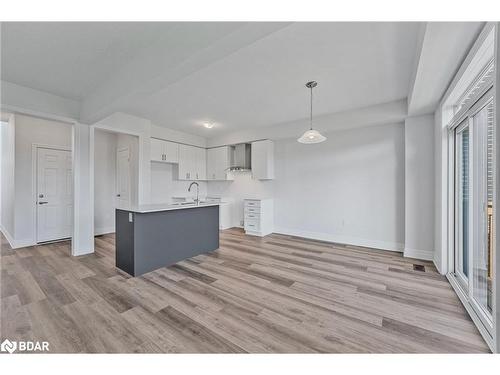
left=37, top=147, right=73, bottom=242
left=116, top=147, right=131, bottom=207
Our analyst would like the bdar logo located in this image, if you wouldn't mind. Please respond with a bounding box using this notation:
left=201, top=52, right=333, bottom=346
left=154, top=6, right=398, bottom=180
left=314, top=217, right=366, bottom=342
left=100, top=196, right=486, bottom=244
left=1, top=339, right=17, bottom=354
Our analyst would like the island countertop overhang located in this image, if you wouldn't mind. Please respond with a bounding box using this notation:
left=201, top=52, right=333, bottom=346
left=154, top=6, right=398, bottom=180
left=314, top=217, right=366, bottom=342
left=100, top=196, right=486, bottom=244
left=116, top=202, right=221, bottom=214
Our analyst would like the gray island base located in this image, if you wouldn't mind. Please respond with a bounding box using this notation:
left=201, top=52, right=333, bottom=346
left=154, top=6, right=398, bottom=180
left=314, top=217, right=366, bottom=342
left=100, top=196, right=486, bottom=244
left=115, top=204, right=219, bottom=277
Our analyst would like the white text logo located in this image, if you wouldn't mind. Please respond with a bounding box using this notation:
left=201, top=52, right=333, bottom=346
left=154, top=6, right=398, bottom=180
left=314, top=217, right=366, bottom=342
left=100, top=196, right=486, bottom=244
left=1, top=339, right=49, bottom=353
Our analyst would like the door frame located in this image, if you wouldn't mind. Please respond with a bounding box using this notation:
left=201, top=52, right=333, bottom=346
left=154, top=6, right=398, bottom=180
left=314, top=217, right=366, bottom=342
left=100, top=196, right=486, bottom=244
left=447, top=85, right=496, bottom=348
left=89, top=124, right=144, bottom=241
left=31, top=143, right=72, bottom=244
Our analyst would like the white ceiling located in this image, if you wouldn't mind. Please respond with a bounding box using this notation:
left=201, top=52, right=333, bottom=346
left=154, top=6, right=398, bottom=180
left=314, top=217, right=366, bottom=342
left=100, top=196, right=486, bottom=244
left=1, top=22, right=244, bottom=100
left=2, top=22, right=422, bottom=136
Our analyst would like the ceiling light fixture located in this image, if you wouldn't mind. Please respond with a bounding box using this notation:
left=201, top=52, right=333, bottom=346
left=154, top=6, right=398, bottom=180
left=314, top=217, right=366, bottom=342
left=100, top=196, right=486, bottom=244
left=298, top=81, right=326, bottom=144
left=203, top=122, right=214, bottom=129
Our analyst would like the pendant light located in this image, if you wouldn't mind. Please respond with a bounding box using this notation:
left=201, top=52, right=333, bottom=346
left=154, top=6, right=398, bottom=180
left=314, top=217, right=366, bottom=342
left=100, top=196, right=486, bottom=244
left=298, top=81, right=326, bottom=144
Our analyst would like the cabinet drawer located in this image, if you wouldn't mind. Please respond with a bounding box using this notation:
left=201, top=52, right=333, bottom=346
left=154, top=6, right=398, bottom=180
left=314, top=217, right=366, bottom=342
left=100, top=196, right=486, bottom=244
left=244, top=200, right=261, bottom=208
left=244, top=219, right=260, bottom=232
left=244, top=211, right=260, bottom=220
left=244, top=207, right=261, bottom=216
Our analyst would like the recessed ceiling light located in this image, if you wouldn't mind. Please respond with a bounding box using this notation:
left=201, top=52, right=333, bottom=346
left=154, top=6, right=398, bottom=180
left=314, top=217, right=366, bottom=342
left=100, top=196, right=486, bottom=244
left=203, top=122, right=214, bottom=129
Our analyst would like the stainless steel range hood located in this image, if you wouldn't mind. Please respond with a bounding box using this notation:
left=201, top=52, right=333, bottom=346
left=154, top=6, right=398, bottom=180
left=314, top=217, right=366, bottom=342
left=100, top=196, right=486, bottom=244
left=229, top=143, right=251, bottom=171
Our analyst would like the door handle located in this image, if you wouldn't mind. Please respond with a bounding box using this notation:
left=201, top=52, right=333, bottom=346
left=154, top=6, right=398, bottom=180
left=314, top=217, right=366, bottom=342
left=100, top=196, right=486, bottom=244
left=39, top=201, right=49, bottom=205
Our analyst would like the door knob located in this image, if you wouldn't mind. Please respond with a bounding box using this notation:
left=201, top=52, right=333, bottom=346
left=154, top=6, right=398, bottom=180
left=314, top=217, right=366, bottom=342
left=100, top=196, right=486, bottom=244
left=39, top=194, right=44, bottom=198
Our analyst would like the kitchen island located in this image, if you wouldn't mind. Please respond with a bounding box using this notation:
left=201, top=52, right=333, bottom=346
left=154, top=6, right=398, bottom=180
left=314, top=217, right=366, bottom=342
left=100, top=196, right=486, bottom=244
left=115, top=202, right=219, bottom=276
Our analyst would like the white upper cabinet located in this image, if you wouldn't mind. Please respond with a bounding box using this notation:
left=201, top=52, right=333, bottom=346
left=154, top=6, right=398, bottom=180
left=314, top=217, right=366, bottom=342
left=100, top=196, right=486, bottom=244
left=150, top=138, right=165, bottom=162
left=195, top=147, right=206, bottom=180
left=153, top=137, right=273, bottom=181
left=164, top=141, right=179, bottom=163
left=178, top=144, right=195, bottom=180
left=207, top=148, right=217, bottom=180
left=178, top=144, right=206, bottom=180
left=251, top=140, right=274, bottom=180
left=150, top=138, right=179, bottom=163
left=207, top=146, right=232, bottom=180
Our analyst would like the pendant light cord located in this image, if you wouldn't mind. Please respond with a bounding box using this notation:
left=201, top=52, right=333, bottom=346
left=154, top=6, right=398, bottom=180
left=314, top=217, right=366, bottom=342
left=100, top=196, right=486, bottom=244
left=310, top=85, right=313, bottom=130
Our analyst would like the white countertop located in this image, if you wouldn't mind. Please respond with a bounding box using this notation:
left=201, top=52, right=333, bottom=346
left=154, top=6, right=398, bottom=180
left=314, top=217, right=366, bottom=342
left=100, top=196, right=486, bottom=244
left=117, top=202, right=221, bottom=213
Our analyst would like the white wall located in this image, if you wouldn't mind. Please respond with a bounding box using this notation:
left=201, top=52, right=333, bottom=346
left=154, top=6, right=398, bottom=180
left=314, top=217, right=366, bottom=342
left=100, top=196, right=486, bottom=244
left=207, top=99, right=407, bottom=148
left=14, top=114, right=72, bottom=244
left=151, top=123, right=206, bottom=148
left=150, top=162, right=208, bottom=204
left=208, top=122, right=406, bottom=251
left=1, top=116, right=15, bottom=241
left=94, top=130, right=117, bottom=234
left=0, top=122, right=2, bottom=230
left=404, top=115, right=435, bottom=260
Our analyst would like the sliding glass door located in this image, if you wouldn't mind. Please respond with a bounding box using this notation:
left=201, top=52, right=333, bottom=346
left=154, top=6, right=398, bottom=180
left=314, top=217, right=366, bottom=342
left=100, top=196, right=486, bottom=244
left=455, top=121, right=471, bottom=289
left=470, top=98, right=494, bottom=320
left=453, top=88, right=495, bottom=334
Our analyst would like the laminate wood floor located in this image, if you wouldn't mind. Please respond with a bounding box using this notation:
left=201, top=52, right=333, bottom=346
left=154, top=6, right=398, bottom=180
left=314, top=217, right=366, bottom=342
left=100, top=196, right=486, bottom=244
left=0, top=229, right=490, bottom=353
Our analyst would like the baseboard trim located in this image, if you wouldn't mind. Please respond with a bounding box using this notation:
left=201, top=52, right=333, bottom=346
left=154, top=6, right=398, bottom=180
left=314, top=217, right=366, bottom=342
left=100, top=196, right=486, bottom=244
left=0, top=225, right=15, bottom=248
left=95, top=226, right=115, bottom=236
left=273, top=227, right=404, bottom=252
left=403, top=247, right=434, bottom=261
left=433, top=258, right=444, bottom=274
left=0, top=226, right=36, bottom=249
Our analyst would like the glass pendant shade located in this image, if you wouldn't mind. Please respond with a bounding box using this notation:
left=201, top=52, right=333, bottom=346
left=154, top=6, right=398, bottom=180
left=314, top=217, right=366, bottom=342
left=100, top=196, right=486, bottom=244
left=297, top=129, right=326, bottom=144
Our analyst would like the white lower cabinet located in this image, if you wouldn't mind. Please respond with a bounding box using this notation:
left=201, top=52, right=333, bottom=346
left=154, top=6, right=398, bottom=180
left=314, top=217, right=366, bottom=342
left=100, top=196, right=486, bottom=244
left=244, top=199, right=273, bottom=237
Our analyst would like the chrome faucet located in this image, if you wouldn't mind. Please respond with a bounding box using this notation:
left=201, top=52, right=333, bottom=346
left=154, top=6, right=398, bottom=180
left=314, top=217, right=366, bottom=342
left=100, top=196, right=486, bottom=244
left=188, top=182, right=200, bottom=205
